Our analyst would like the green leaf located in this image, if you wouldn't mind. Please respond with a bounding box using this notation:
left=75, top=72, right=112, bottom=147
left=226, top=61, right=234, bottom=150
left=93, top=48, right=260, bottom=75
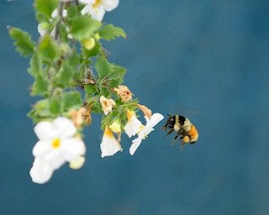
left=27, top=99, right=53, bottom=123
left=67, top=5, right=79, bottom=18
left=8, top=27, right=35, bottom=57
left=54, top=63, right=74, bottom=88
left=100, top=87, right=110, bottom=97
left=99, top=24, right=127, bottom=41
left=109, top=65, right=126, bottom=87
left=28, top=53, right=42, bottom=77
left=38, top=34, right=60, bottom=62
left=70, top=16, right=102, bottom=40
left=84, top=84, right=97, bottom=96
left=31, top=75, right=48, bottom=96
left=88, top=96, right=102, bottom=113
left=63, top=91, right=82, bottom=111
left=49, top=98, right=61, bottom=116
left=95, top=56, right=112, bottom=80
left=36, top=12, right=50, bottom=23
left=67, top=49, right=80, bottom=67
left=34, top=0, right=58, bottom=17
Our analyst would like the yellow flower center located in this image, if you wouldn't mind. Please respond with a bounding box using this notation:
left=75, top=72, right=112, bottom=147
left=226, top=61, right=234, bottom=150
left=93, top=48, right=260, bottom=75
left=93, top=0, right=102, bottom=8
left=52, top=138, right=61, bottom=148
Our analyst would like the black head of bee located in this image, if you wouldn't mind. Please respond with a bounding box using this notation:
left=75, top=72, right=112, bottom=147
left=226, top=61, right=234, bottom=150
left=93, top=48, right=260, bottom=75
left=163, top=114, right=176, bottom=130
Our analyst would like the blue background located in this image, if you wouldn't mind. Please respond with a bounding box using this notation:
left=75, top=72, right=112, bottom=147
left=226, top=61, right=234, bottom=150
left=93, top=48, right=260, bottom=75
left=0, top=0, right=269, bottom=214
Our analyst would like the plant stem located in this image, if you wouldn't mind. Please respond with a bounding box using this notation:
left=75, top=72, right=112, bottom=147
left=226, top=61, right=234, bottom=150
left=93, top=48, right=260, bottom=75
left=54, top=1, right=64, bottom=41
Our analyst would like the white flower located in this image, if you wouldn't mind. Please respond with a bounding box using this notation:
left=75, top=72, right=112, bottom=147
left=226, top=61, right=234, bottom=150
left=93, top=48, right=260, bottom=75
left=100, top=126, right=122, bottom=158
left=124, top=110, right=142, bottom=138
left=129, top=113, right=164, bottom=155
left=30, top=117, right=86, bottom=184
left=79, top=0, right=119, bottom=21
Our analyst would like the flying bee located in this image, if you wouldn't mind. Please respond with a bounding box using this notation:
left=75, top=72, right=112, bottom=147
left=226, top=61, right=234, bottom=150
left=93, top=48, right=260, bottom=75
left=163, top=114, right=199, bottom=145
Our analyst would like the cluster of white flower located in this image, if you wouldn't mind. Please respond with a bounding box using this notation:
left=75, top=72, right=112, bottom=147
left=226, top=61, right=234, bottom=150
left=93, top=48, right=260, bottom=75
left=99, top=96, right=164, bottom=157
left=30, top=103, right=163, bottom=184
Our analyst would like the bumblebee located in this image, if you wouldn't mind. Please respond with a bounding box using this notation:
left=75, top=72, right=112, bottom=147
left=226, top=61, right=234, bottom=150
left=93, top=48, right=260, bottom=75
left=163, top=114, right=199, bottom=145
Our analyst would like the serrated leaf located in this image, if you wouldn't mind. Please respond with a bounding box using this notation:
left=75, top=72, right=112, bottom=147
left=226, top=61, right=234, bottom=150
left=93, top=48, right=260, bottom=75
left=70, top=16, right=102, bottom=40
left=63, top=91, right=82, bottom=111
left=54, top=63, right=74, bottom=88
left=49, top=98, right=61, bottom=116
left=95, top=56, right=112, bottom=80
left=34, top=0, right=58, bottom=17
left=28, top=53, right=42, bottom=77
left=38, top=34, right=60, bottom=62
left=36, top=12, right=50, bottom=23
left=84, top=84, right=97, bottom=96
left=27, top=99, right=53, bottom=123
left=32, top=75, right=48, bottom=96
left=99, top=24, right=127, bottom=41
left=8, top=27, right=35, bottom=57
left=109, top=65, right=126, bottom=87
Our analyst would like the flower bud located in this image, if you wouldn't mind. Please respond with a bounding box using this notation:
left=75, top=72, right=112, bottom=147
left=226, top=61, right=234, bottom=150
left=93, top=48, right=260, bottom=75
left=109, top=119, right=122, bottom=133
left=69, top=156, right=85, bottom=170
left=82, top=38, right=95, bottom=50
left=94, top=33, right=100, bottom=41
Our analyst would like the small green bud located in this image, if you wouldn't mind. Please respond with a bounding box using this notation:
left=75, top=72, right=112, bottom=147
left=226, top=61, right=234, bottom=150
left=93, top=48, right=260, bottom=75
left=94, top=33, right=100, bottom=41
left=82, top=38, right=95, bottom=50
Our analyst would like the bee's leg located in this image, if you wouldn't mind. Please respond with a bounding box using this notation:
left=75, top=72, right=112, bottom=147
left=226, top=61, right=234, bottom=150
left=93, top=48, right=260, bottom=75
left=172, top=134, right=179, bottom=146
left=166, top=129, right=174, bottom=135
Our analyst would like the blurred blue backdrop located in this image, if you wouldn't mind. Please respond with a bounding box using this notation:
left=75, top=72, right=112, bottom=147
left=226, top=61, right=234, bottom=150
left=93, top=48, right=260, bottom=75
left=0, top=0, right=269, bottom=214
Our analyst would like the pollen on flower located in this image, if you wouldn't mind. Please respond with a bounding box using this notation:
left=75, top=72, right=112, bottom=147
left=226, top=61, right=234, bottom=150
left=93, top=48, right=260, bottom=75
left=104, top=126, right=114, bottom=138
left=126, top=110, right=135, bottom=121
left=93, top=0, right=102, bottom=8
left=52, top=138, right=61, bottom=148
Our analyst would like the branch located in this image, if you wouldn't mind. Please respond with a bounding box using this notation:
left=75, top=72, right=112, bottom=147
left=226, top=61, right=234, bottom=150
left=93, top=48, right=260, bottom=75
left=54, top=1, right=65, bottom=41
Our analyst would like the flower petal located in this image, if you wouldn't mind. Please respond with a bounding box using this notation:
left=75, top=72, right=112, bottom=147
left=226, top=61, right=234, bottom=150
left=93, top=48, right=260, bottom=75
left=79, top=0, right=95, bottom=4
left=30, top=158, right=54, bottom=184
left=69, top=156, right=85, bottom=170
left=34, top=121, right=55, bottom=141
left=43, top=150, right=65, bottom=170
left=32, top=140, right=52, bottom=158
left=129, top=137, right=142, bottom=155
left=53, top=117, right=76, bottom=139
left=61, top=138, right=86, bottom=161
left=81, top=4, right=92, bottom=15
left=100, top=135, right=122, bottom=158
left=102, top=0, right=119, bottom=11
left=146, top=113, right=164, bottom=128
left=124, top=112, right=142, bottom=137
